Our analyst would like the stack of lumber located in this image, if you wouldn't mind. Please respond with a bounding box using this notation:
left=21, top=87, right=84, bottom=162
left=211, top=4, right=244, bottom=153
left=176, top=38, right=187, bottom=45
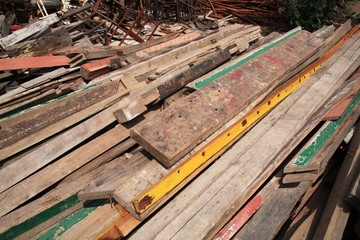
left=0, top=7, right=264, bottom=239
left=1, top=4, right=360, bottom=239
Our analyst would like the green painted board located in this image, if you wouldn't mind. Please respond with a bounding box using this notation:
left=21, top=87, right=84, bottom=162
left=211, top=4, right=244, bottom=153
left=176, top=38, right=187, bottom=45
left=36, top=200, right=106, bottom=240
left=0, top=195, right=80, bottom=240
left=291, top=90, right=360, bottom=167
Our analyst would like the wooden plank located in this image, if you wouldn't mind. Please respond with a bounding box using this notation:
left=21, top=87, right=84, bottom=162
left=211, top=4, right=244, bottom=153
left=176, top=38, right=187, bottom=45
left=117, top=32, right=178, bottom=56
left=346, top=167, right=360, bottom=212
left=279, top=150, right=342, bottom=240
left=323, top=94, right=356, bottom=120
left=0, top=89, right=59, bottom=118
left=312, top=121, right=360, bottom=239
left=0, top=85, right=130, bottom=192
left=231, top=173, right=310, bottom=240
left=56, top=202, right=121, bottom=240
left=283, top=79, right=360, bottom=174
left=0, top=55, right=70, bottom=71
left=0, top=13, right=59, bottom=50
left=0, top=81, right=117, bottom=151
left=130, top=30, right=323, bottom=168
left=0, top=156, right=129, bottom=237
left=0, top=106, right=161, bottom=235
left=157, top=48, right=231, bottom=100
left=0, top=124, right=129, bottom=217
left=0, top=84, right=128, bottom=160
left=113, top=49, right=231, bottom=123
left=186, top=27, right=302, bottom=90
left=132, top=31, right=202, bottom=58
left=80, top=31, right=202, bottom=80
left=126, top=29, right=359, bottom=219
left=128, top=34, right=360, bottom=240
left=0, top=67, right=78, bottom=102
left=6, top=28, right=73, bottom=58
left=214, top=195, right=262, bottom=240
left=89, top=24, right=259, bottom=84
left=77, top=151, right=152, bottom=201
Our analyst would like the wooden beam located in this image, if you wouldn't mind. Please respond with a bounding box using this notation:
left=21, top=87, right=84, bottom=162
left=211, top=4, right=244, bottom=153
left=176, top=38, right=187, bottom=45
left=0, top=55, right=70, bottom=71
left=0, top=13, right=59, bottom=50
left=6, top=28, right=73, bottom=58
left=0, top=81, right=118, bottom=152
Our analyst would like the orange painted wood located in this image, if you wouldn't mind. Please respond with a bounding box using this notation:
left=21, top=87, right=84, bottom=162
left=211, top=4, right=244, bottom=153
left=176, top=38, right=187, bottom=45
left=0, top=55, right=70, bottom=70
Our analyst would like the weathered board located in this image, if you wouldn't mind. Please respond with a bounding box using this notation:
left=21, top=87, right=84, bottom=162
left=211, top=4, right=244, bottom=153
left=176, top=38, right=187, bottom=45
left=130, top=30, right=323, bottom=167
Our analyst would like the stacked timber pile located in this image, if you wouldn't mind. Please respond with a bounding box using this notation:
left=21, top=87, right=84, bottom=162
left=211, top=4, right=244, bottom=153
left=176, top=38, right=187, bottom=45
left=1, top=3, right=360, bottom=239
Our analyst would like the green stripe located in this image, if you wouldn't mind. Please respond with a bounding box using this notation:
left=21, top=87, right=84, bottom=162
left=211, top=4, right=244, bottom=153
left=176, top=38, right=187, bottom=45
left=292, top=90, right=360, bottom=167
left=36, top=199, right=106, bottom=240
left=0, top=82, right=102, bottom=120
left=188, top=29, right=302, bottom=90
left=0, top=194, right=80, bottom=240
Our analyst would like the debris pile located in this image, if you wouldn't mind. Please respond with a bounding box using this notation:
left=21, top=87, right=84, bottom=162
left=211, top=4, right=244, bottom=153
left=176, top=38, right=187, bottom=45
left=0, top=2, right=359, bottom=240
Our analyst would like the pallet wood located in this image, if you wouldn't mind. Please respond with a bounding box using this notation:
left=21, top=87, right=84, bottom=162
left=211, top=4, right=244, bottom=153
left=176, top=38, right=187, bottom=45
left=6, top=29, right=73, bottom=58
left=0, top=13, right=59, bottom=50
left=128, top=34, right=360, bottom=240
left=130, top=30, right=323, bottom=167
left=312, top=121, right=360, bottom=239
left=0, top=55, right=70, bottom=71
left=0, top=81, right=118, bottom=151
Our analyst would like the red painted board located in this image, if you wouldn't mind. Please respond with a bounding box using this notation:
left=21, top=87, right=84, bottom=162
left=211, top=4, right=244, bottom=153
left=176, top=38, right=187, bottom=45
left=323, top=94, right=356, bottom=120
left=0, top=55, right=70, bottom=71
left=216, top=195, right=262, bottom=240
left=80, top=55, right=116, bottom=80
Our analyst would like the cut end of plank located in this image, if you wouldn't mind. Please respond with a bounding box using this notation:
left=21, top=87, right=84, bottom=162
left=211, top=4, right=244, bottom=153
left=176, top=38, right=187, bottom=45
left=129, top=129, right=174, bottom=168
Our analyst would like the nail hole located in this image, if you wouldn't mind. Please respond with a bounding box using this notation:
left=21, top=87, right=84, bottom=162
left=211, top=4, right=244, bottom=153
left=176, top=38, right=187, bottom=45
left=227, top=133, right=230, bottom=136
left=242, top=119, right=247, bottom=126
left=278, top=94, right=280, bottom=97
left=257, top=110, right=259, bottom=114
left=268, top=101, right=271, bottom=105
left=177, top=170, right=180, bottom=173
left=202, top=151, right=205, bottom=156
